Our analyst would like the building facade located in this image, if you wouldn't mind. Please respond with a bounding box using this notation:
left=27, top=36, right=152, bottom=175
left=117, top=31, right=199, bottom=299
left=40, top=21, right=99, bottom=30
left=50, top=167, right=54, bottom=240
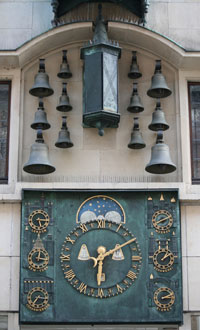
left=0, top=0, right=200, bottom=329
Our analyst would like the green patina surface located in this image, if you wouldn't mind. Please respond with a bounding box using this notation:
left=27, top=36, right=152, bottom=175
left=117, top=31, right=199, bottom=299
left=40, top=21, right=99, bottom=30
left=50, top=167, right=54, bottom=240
left=20, top=190, right=182, bottom=324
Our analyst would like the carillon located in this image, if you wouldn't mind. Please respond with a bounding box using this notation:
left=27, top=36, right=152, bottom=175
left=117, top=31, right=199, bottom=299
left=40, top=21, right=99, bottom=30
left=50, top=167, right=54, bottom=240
left=56, top=83, right=72, bottom=112
left=23, top=130, right=55, bottom=175
left=127, top=83, right=144, bottom=113
left=128, top=117, right=146, bottom=149
left=145, top=131, right=176, bottom=174
left=55, top=116, right=73, bottom=148
left=57, top=50, right=72, bottom=79
left=147, top=60, right=172, bottom=98
left=128, top=51, right=142, bottom=79
left=29, top=59, right=54, bottom=97
left=148, top=100, right=169, bottom=131
left=31, top=98, right=51, bottom=130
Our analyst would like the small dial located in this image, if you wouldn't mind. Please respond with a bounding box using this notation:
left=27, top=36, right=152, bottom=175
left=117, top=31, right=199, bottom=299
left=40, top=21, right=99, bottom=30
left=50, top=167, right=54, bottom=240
left=154, top=287, right=175, bottom=311
left=152, top=210, right=173, bottom=233
left=27, top=287, right=49, bottom=312
left=28, top=248, right=49, bottom=272
left=153, top=248, right=175, bottom=272
left=28, top=210, right=49, bottom=233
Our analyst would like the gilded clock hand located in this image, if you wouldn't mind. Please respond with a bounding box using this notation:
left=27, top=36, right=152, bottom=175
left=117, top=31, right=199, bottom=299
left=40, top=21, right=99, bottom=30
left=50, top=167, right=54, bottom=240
left=161, top=293, right=174, bottom=300
left=33, top=295, right=45, bottom=304
left=100, top=237, right=136, bottom=259
left=36, top=249, right=41, bottom=262
left=96, top=246, right=106, bottom=286
left=156, top=215, right=171, bottom=224
left=161, top=252, right=172, bottom=261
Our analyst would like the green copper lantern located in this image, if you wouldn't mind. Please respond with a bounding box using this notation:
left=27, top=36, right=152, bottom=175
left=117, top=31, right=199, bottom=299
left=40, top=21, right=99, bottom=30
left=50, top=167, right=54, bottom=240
left=80, top=5, right=121, bottom=136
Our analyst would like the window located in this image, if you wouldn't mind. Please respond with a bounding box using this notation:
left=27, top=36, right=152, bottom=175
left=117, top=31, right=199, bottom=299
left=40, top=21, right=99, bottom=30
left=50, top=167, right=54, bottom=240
left=0, top=82, right=11, bottom=183
left=188, top=82, right=200, bottom=183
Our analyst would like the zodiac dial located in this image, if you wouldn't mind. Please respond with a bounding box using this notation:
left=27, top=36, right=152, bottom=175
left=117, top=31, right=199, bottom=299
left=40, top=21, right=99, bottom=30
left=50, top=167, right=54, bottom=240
left=27, top=287, right=49, bottom=312
left=28, top=210, right=49, bottom=233
left=60, top=219, right=142, bottom=298
left=154, top=287, right=175, bottom=312
left=152, top=210, right=173, bottom=233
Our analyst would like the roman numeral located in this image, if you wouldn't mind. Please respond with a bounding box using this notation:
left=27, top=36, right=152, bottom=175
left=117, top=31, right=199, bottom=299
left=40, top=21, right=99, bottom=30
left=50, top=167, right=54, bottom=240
left=132, top=256, right=142, bottom=261
left=66, top=237, right=75, bottom=245
left=80, top=224, right=88, bottom=233
left=60, top=254, right=70, bottom=261
left=64, top=269, right=76, bottom=281
left=77, top=282, right=87, bottom=294
left=116, top=284, right=123, bottom=293
left=97, top=288, right=104, bottom=298
left=126, top=270, right=137, bottom=280
left=97, top=219, right=106, bottom=228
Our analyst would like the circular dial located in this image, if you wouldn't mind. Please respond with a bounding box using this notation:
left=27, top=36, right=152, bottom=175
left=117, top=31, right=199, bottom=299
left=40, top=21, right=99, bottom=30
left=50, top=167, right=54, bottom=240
left=60, top=220, right=142, bottom=298
left=27, top=287, right=49, bottom=312
left=28, top=248, right=49, bottom=272
left=28, top=210, right=49, bottom=233
left=152, top=210, right=173, bottom=233
left=154, top=287, right=175, bottom=311
left=153, top=248, right=175, bottom=272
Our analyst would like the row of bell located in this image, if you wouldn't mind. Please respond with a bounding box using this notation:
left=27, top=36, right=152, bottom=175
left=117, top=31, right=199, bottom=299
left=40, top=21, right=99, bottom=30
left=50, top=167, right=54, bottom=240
left=29, top=51, right=72, bottom=98
left=23, top=127, right=176, bottom=175
left=128, top=54, right=171, bottom=99
left=127, top=119, right=176, bottom=174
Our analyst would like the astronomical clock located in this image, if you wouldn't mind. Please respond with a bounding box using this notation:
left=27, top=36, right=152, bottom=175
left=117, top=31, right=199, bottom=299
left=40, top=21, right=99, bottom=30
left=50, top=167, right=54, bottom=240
left=20, top=190, right=182, bottom=324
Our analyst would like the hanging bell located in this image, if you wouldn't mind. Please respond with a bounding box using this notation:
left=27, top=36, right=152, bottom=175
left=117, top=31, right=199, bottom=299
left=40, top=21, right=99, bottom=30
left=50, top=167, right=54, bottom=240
left=57, top=50, right=72, bottom=79
left=145, top=131, right=176, bottom=174
left=23, top=130, right=55, bottom=175
left=147, top=60, right=172, bottom=98
left=56, top=83, right=72, bottom=112
left=29, top=59, right=54, bottom=97
left=55, top=116, right=73, bottom=148
left=148, top=100, right=169, bottom=131
left=128, top=51, right=142, bottom=79
left=31, top=98, right=51, bottom=130
left=128, top=117, right=146, bottom=149
left=127, top=83, right=144, bottom=113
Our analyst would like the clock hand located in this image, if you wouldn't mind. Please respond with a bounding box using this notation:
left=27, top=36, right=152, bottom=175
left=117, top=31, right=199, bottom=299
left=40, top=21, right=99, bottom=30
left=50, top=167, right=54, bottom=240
left=161, top=293, right=174, bottom=300
left=161, top=252, right=172, bottom=261
left=33, top=295, right=45, bottom=304
left=156, top=215, right=171, bottom=224
left=100, top=237, right=136, bottom=259
left=36, top=249, right=41, bottom=262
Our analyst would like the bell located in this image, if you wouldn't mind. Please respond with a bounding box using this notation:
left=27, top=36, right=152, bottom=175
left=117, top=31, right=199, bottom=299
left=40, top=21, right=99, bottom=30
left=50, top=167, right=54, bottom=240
left=127, top=83, right=144, bottom=113
left=23, top=130, right=55, bottom=175
left=57, top=50, right=72, bottom=79
left=31, top=98, right=51, bottom=130
left=128, top=117, right=146, bottom=149
left=145, top=131, right=176, bottom=174
left=148, top=100, right=169, bottom=131
left=55, top=116, right=73, bottom=148
left=29, top=59, right=54, bottom=97
left=128, top=51, right=142, bottom=79
left=56, top=83, right=72, bottom=112
left=147, top=60, right=172, bottom=98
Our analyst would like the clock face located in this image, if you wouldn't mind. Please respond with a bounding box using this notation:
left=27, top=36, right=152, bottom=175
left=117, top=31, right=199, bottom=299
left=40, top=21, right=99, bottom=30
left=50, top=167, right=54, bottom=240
left=28, top=210, right=49, bottom=233
left=152, top=210, right=173, bottom=233
left=28, top=248, right=49, bottom=272
left=153, top=248, right=175, bottom=272
left=27, top=287, right=49, bottom=312
left=154, top=287, right=175, bottom=311
left=60, top=219, right=142, bottom=298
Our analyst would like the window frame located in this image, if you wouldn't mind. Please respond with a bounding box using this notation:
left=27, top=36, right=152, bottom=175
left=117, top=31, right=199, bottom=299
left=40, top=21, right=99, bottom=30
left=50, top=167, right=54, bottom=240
left=0, top=81, right=11, bottom=184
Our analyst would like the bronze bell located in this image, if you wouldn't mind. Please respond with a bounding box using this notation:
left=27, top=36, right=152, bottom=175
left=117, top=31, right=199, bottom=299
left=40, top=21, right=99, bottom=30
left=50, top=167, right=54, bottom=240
left=31, top=98, right=51, bottom=130
left=145, top=131, right=176, bottom=174
left=57, top=50, right=72, bottom=79
left=23, top=130, right=55, bottom=175
left=55, top=116, right=73, bottom=148
left=29, top=59, right=54, bottom=97
left=128, top=51, right=142, bottom=79
left=147, top=60, right=172, bottom=98
left=148, top=100, right=169, bottom=131
left=128, top=117, right=146, bottom=149
left=127, top=83, right=144, bottom=113
left=56, top=83, right=72, bottom=112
